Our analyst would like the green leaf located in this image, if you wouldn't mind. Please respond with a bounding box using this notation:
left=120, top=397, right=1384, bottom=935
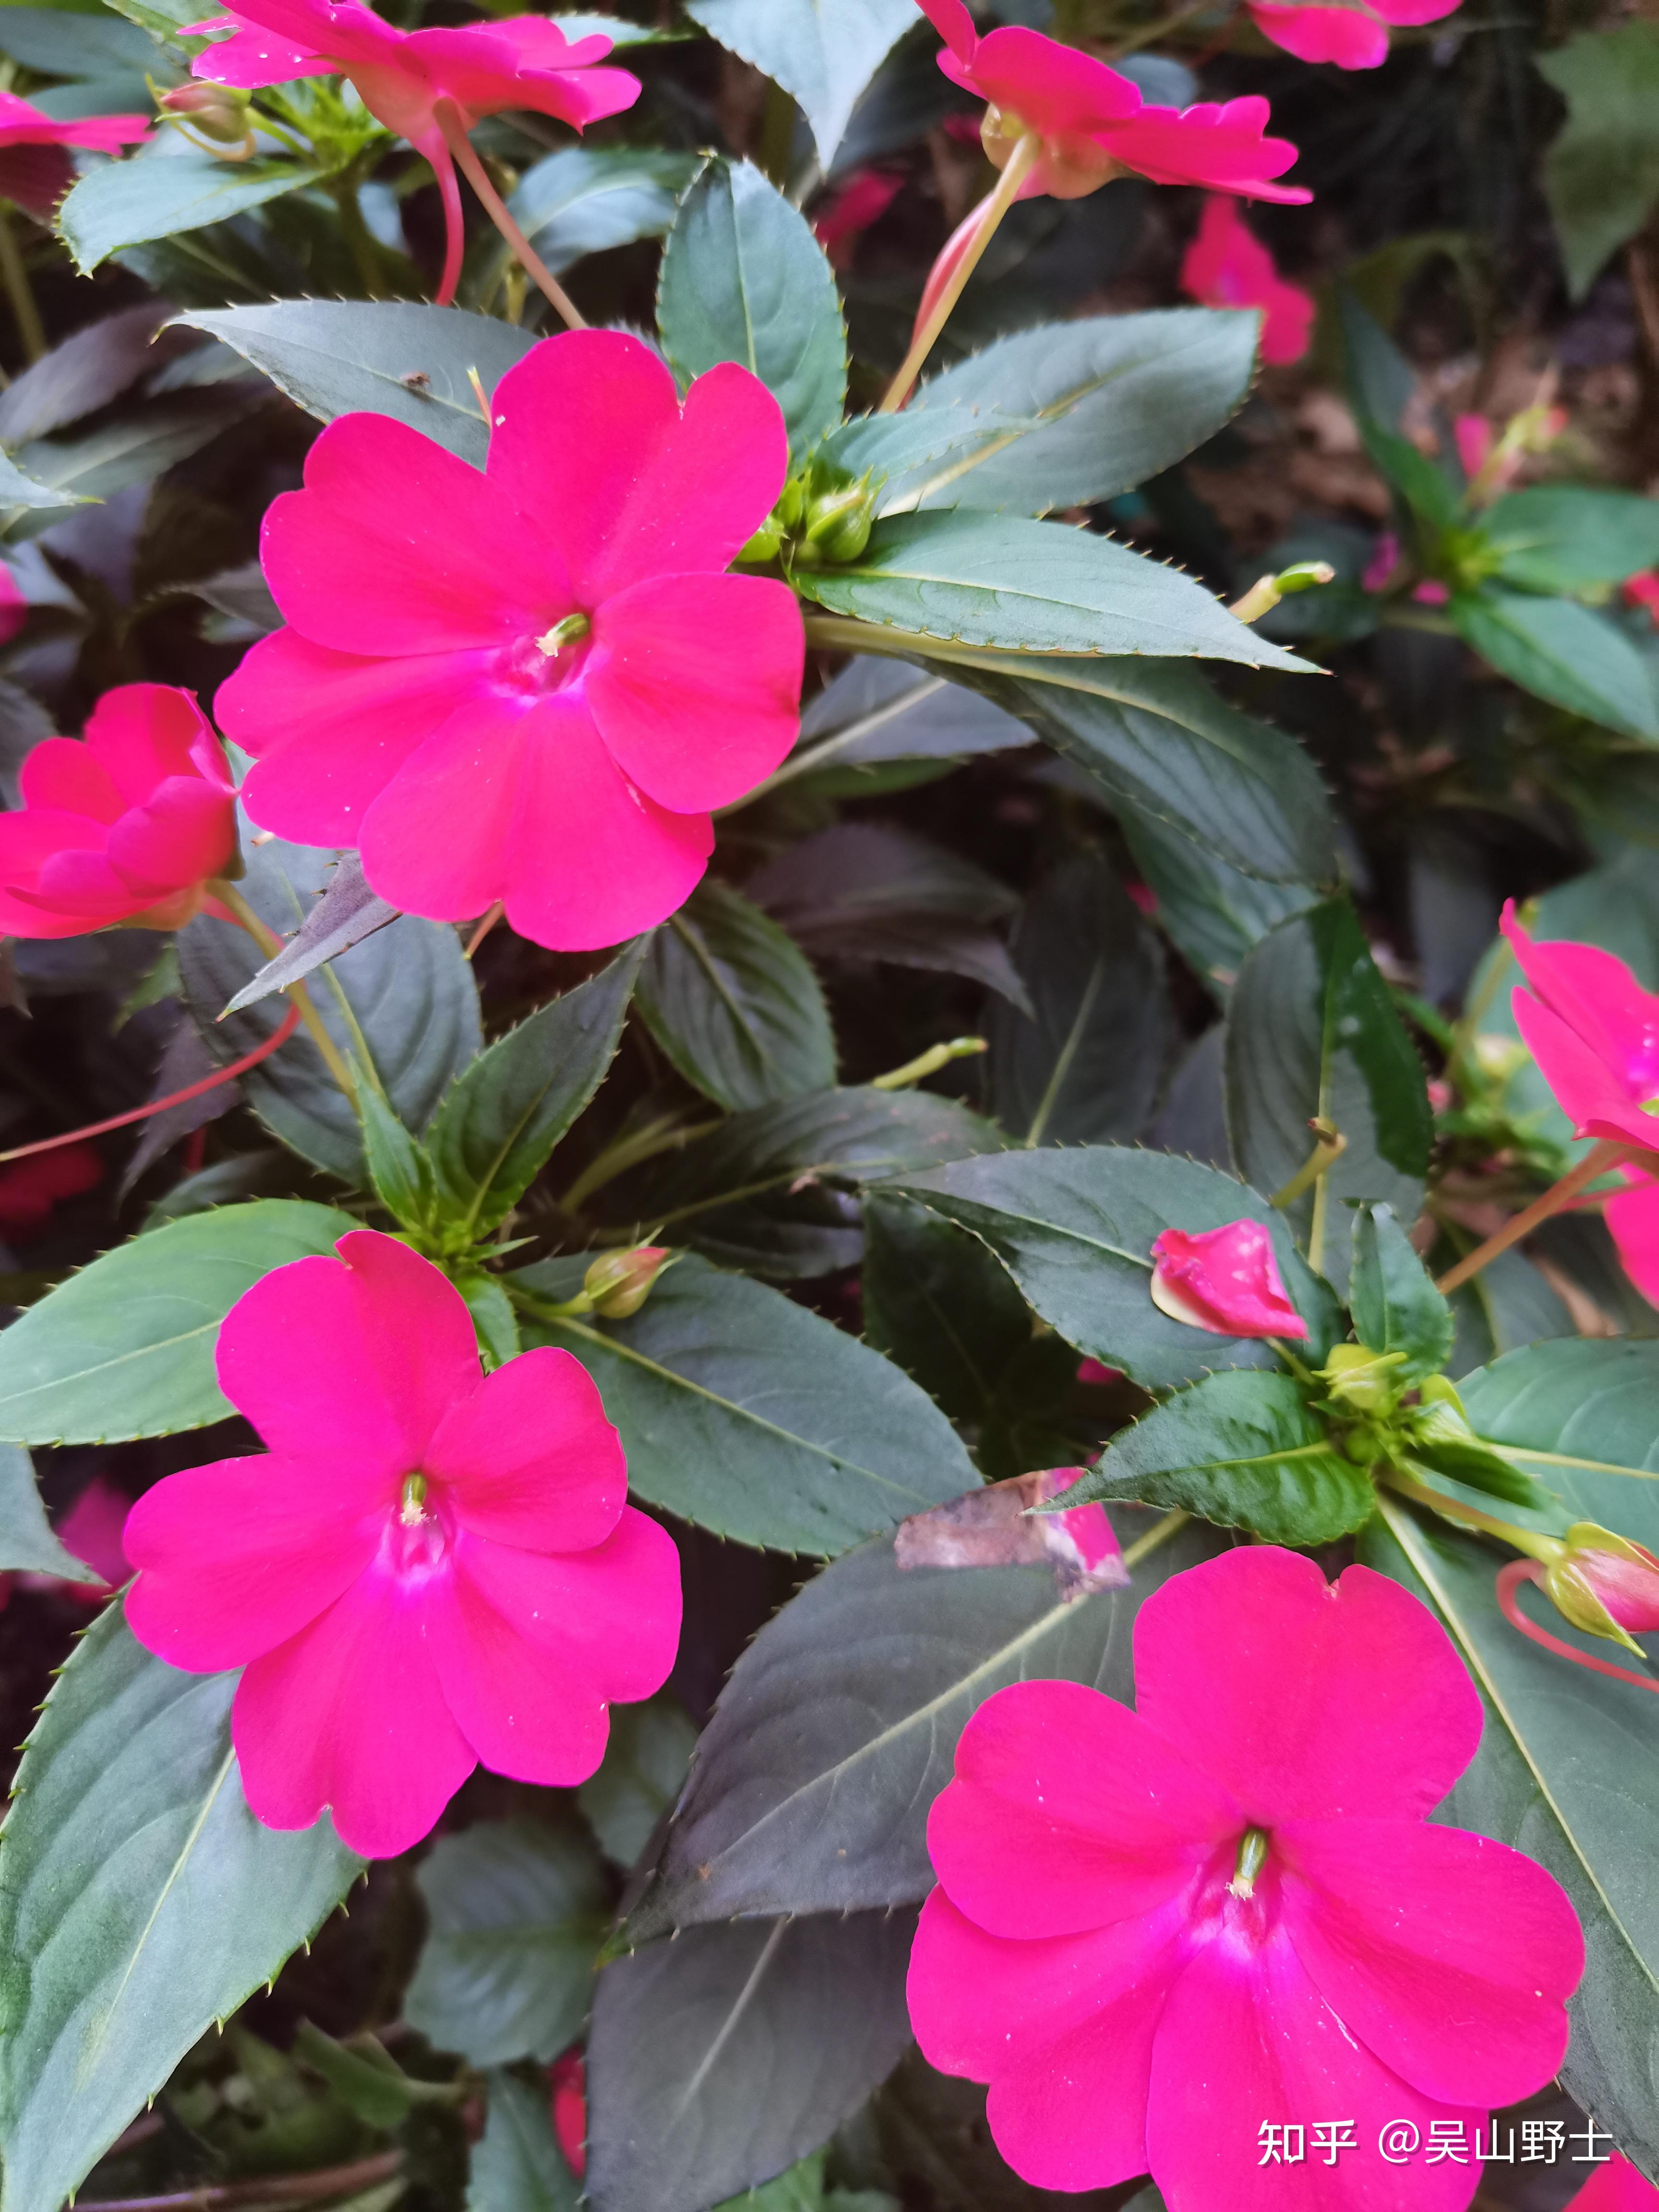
left=588, top=1911, right=917, bottom=2212
left=176, top=301, right=538, bottom=465
left=292, top=2021, right=451, bottom=2129
left=518, top=1251, right=980, bottom=1553
left=1444, top=1247, right=1575, bottom=1379
left=9, top=389, right=251, bottom=529
left=1450, top=588, right=1659, bottom=741
left=0, top=1200, right=355, bottom=1444
left=1539, top=23, right=1659, bottom=299
left=425, top=946, right=640, bottom=1244
left=990, top=850, right=1167, bottom=1144
left=1484, top=485, right=1659, bottom=595
left=830, top=308, right=1258, bottom=519
left=58, top=147, right=322, bottom=275
left=658, top=156, right=846, bottom=458
left=506, top=144, right=699, bottom=275
left=891, top=1147, right=1341, bottom=1390
left=405, top=1817, right=609, bottom=2068
left=682, top=0, right=917, bottom=168
left=0, top=1444, right=97, bottom=1580
left=1458, top=1338, right=1659, bottom=1526
left=469, top=2071, right=581, bottom=2212
left=626, top=1513, right=1223, bottom=1938
left=637, top=883, right=836, bottom=1112
left=1225, top=895, right=1431, bottom=1293
left=359, top=1082, right=434, bottom=1231
left=1115, top=800, right=1321, bottom=994
left=862, top=1189, right=1042, bottom=1431
left=1349, top=1202, right=1454, bottom=1380
left=577, top=1694, right=698, bottom=1869
left=457, top=1270, right=522, bottom=1370
left=1365, top=425, right=1462, bottom=531
left=1056, top=1371, right=1371, bottom=1544
left=0, top=1605, right=362, bottom=2212
left=800, top=513, right=1310, bottom=671
left=0, top=445, right=90, bottom=529
left=784, top=657, right=1030, bottom=783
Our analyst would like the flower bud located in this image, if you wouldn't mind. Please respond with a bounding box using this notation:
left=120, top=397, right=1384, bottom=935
left=1320, top=1344, right=1406, bottom=1417
left=736, top=514, right=785, bottom=566
left=803, top=478, right=876, bottom=565
left=1542, top=1522, right=1659, bottom=1652
left=582, top=1245, right=672, bottom=1320
left=159, top=82, right=252, bottom=144
left=1148, top=1219, right=1307, bottom=1340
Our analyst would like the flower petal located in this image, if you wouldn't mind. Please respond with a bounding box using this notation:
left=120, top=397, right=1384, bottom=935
left=357, top=692, right=530, bottom=922
left=18, top=736, right=123, bottom=822
left=1248, top=0, right=1391, bottom=66
left=1133, top=1549, right=1482, bottom=1822
left=968, top=24, right=1142, bottom=132
left=427, top=1562, right=611, bottom=1787
left=1501, top=902, right=1659, bottom=1094
left=1511, top=990, right=1659, bottom=1149
left=425, top=1345, right=626, bottom=1553
left=107, top=775, right=235, bottom=897
left=456, top=1510, right=682, bottom=1703
left=84, top=683, right=223, bottom=804
left=1100, top=96, right=1310, bottom=203
left=1606, top=1174, right=1659, bottom=1305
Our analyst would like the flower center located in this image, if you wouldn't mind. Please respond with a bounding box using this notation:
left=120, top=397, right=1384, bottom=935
left=494, top=612, right=593, bottom=699
left=387, top=1470, right=451, bottom=1578
left=1228, top=1825, right=1271, bottom=1900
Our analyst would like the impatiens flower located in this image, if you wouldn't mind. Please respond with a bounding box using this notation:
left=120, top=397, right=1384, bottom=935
left=0, top=562, right=27, bottom=649
left=45, top=1473, right=131, bottom=1602
left=0, top=684, right=236, bottom=940
left=218, top=331, right=804, bottom=953
left=0, top=1140, right=103, bottom=1237
left=1179, top=195, right=1314, bottom=365
left=913, top=0, right=1309, bottom=202
left=1454, top=412, right=1492, bottom=480
left=1502, top=901, right=1659, bottom=1154
left=550, top=2048, right=587, bottom=2176
left=1569, top=2155, right=1659, bottom=2211
left=187, top=0, right=639, bottom=299
left=1606, top=1167, right=1659, bottom=1306
left=0, top=89, right=149, bottom=218
left=1624, top=571, right=1659, bottom=628
left=908, top=1546, right=1583, bottom=2207
left=1413, top=578, right=1451, bottom=605
left=1149, top=1218, right=1308, bottom=1339
left=1247, top=0, right=1458, bottom=72
left=123, top=1228, right=682, bottom=1858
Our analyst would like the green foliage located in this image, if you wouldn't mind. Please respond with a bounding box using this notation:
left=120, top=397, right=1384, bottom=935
left=59, top=150, right=325, bottom=275
left=578, top=1694, right=699, bottom=1868
left=1348, top=1202, right=1454, bottom=1381
left=0, top=1445, right=98, bottom=1579
left=682, top=0, right=918, bottom=167
left=469, top=2071, right=582, bottom=2212
left=1449, top=589, right=1659, bottom=740
left=1484, top=486, right=1659, bottom=595
left=1539, top=24, right=1659, bottom=299
left=499, top=144, right=699, bottom=279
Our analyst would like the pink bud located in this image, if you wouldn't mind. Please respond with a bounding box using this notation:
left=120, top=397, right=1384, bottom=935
left=1546, top=1523, right=1659, bottom=1644
left=1149, top=1219, right=1307, bottom=1340
left=1412, top=579, right=1451, bottom=606
left=549, top=2049, right=586, bottom=2176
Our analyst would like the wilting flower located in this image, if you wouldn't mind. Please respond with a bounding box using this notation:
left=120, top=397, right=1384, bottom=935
left=187, top=0, right=638, bottom=300
left=1149, top=1218, right=1307, bottom=1339
left=1502, top=902, right=1659, bottom=1154
left=913, top=0, right=1308, bottom=202
left=221, top=331, right=802, bottom=952
left=0, top=89, right=149, bottom=217
left=0, top=684, right=237, bottom=939
left=1179, top=195, right=1314, bottom=365
left=908, top=1546, right=1582, bottom=2205
left=1247, top=0, right=1458, bottom=71
left=550, top=2049, right=587, bottom=2176
left=1568, top=2155, right=1659, bottom=2211
left=124, top=1228, right=682, bottom=1858
left=0, top=1140, right=103, bottom=1238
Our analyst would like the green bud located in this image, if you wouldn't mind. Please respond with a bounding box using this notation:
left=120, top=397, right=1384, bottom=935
left=583, top=1244, right=673, bottom=1320
left=775, top=475, right=807, bottom=531
left=736, top=515, right=785, bottom=566
left=1320, top=1343, right=1407, bottom=1417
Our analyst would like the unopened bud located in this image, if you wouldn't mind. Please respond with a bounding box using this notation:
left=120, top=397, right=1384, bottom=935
left=583, top=1245, right=673, bottom=1320
left=737, top=514, right=785, bottom=566
left=1320, top=1344, right=1407, bottom=1417
left=159, top=82, right=252, bottom=144
left=803, top=479, right=876, bottom=565
left=1230, top=562, right=1335, bottom=626
left=1543, top=1522, right=1659, bottom=1652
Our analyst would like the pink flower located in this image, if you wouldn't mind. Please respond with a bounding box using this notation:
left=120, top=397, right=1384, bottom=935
left=123, top=1228, right=682, bottom=1858
left=186, top=0, right=639, bottom=299
left=813, top=167, right=904, bottom=266
left=0, top=89, right=149, bottom=218
left=1569, top=2155, right=1659, bottom=2211
left=1178, top=195, right=1313, bottom=365
left=550, top=2049, right=587, bottom=2175
left=0, top=684, right=237, bottom=939
left=219, top=331, right=803, bottom=953
left=1361, top=530, right=1400, bottom=592
left=1624, top=572, right=1659, bottom=628
left=0, top=562, right=27, bottom=649
left=1149, top=1218, right=1308, bottom=1339
left=41, top=1473, right=131, bottom=1603
left=914, top=0, right=1308, bottom=202
left=1454, top=413, right=1493, bottom=479
left=907, top=1546, right=1583, bottom=2205
left=1076, top=1357, right=1123, bottom=1386
left=1247, top=0, right=1459, bottom=71
left=1502, top=901, right=1659, bottom=1153
left=1413, top=578, right=1451, bottom=605
left=1607, top=1168, right=1659, bottom=1306
left=0, top=1140, right=103, bottom=1237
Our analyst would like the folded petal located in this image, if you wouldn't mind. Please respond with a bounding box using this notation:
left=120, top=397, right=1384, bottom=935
left=425, top=1346, right=626, bottom=1553
left=586, top=573, right=803, bottom=812
left=1134, top=1549, right=1482, bottom=1822
left=1280, top=1816, right=1580, bottom=2108
left=107, top=776, right=236, bottom=896
left=358, top=692, right=529, bottom=922
left=914, top=0, right=979, bottom=63
left=427, top=1562, right=611, bottom=1787
left=18, top=736, right=123, bottom=822
left=455, top=1509, right=682, bottom=1703
left=123, top=1452, right=385, bottom=1671
left=26, top=847, right=147, bottom=920
left=1100, top=97, right=1311, bottom=202
left=1249, top=0, right=1391, bottom=66
left=969, top=24, right=1142, bottom=132
left=84, top=682, right=223, bottom=802
left=192, top=23, right=332, bottom=85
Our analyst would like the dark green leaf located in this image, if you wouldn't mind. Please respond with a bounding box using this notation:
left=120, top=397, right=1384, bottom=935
left=1365, top=425, right=1462, bottom=531
left=0, top=1605, right=361, bottom=2212
left=1336, top=287, right=1414, bottom=444
left=682, top=0, right=917, bottom=167
left=517, top=1252, right=979, bottom=1554
left=405, top=1817, right=609, bottom=2068
left=1450, top=589, right=1659, bottom=741
left=0, top=8, right=156, bottom=76
left=292, top=2021, right=450, bottom=2129
left=1539, top=24, right=1659, bottom=298
left=784, top=658, right=1031, bottom=784
left=1485, top=486, right=1659, bottom=595
left=10, top=389, right=252, bottom=526
left=1115, top=800, right=1321, bottom=994
left=359, top=1084, right=433, bottom=1230
left=868, top=2053, right=1137, bottom=2212
left=1225, top=895, right=1431, bottom=1293
left=862, top=1189, right=1039, bottom=1431
left=1056, top=1370, right=1370, bottom=1544
left=658, top=156, right=845, bottom=457
left=469, top=2071, right=582, bottom=2212
left=0, top=1445, right=97, bottom=1580
left=458, top=1270, right=522, bottom=1370
left=58, top=148, right=322, bottom=274
left=0, top=302, right=176, bottom=446
left=1444, top=1248, right=1575, bottom=1380
left=506, top=144, right=699, bottom=275
left=1349, top=1203, right=1454, bottom=1379
left=0, top=1199, right=355, bottom=1444
left=638, top=883, right=836, bottom=1112
left=577, top=1694, right=698, bottom=1868
left=588, top=1910, right=917, bottom=2212
left=1458, top=1338, right=1659, bottom=1527
left=425, top=946, right=640, bottom=1243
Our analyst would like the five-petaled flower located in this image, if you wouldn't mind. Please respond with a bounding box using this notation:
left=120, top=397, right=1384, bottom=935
left=185, top=0, right=638, bottom=300
left=0, top=88, right=149, bottom=218
left=219, top=329, right=804, bottom=953
left=1180, top=195, right=1314, bottom=364
left=1246, top=0, right=1459, bottom=71
left=1150, top=1218, right=1308, bottom=1339
left=1502, top=902, right=1659, bottom=1154
left=0, top=684, right=237, bottom=939
left=914, top=0, right=1309, bottom=202
left=908, top=1546, right=1583, bottom=2209
left=123, top=1229, right=682, bottom=1859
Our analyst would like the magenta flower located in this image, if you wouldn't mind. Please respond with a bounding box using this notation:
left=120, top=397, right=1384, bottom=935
left=0, top=88, right=150, bottom=217
left=1502, top=901, right=1659, bottom=1153
left=123, top=1229, right=682, bottom=1859
left=914, top=0, right=1308, bottom=202
left=0, top=561, right=26, bottom=648
left=908, top=1546, right=1583, bottom=2205
left=1624, top=572, right=1659, bottom=629
left=1607, top=1169, right=1659, bottom=1306
left=1149, top=1218, right=1308, bottom=1339
left=1247, top=0, right=1458, bottom=71
left=1569, top=2155, right=1659, bottom=2211
left=1179, top=195, right=1314, bottom=365
left=186, top=0, right=638, bottom=299
left=0, top=683, right=236, bottom=939
left=219, top=330, right=804, bottom=953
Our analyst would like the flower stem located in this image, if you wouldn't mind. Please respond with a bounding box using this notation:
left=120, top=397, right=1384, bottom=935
left=0, top=203, right=46, bottom=364
left=870, top=1036, right=986, bottom=1091
left=1120, top=1507, right=1190, bottom=1572
left=464, top=901, right=504, bottom=959
left=434, top=99, right=586, bottom=330
left=878, top=132, right=1040, bottom=414
left=212, top=879, right=361, bottom=1110
left=331, top=166, right=387, bottom=300
left=1435, top=1137, right=1634, bottom=1294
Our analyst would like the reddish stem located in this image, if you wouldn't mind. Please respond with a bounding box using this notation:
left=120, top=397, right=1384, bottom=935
left=0, top=1003, right=301, bottom=1167
left=1496, top=1559, right=1659, bottom=1695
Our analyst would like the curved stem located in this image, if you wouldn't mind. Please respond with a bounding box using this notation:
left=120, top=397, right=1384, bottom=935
left=212, top=880, right=361, bottom=1110
left=0, top=204, right=46, bottom=364
left=464, top=901, right=505, bottom=959
left=1496, top=1560, right=1659, bottom=1695
left=430, top=137, right=466, bottom=307
left=878, top=132, right=1041, bottom=414
left=434, top=100, right=585, bottom=329
left=1435, top=1137, right=1633, bottom=1293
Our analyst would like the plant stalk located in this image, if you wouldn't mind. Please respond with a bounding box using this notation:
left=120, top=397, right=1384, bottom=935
left=212, top=879, right=361, bottom=1109
left=435, top=100, right=586, bottom=329
left=0, top=202, right=46, bottom=363
left=1435, top=1137, right=1634, bottom=1293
